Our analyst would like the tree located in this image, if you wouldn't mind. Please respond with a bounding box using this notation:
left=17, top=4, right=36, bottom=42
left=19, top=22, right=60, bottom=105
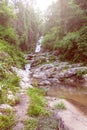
left=0, top=0, right=18, bottom=44
left=12, top=0, right=42, bottom=51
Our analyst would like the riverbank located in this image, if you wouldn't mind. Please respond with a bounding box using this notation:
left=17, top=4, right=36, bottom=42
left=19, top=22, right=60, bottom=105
left=0, top=50, right=87, bottom=130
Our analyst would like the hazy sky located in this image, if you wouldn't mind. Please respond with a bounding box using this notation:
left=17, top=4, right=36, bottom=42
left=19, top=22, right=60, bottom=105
left=36, top=0, right=56, bottom=11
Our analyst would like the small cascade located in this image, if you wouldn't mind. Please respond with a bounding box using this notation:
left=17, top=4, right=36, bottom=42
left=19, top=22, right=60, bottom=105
left=25, top=64, right=31, bottom=72
left=24, top=36, right=44, bottom=71
left=35, top=36, right=43, bottom=53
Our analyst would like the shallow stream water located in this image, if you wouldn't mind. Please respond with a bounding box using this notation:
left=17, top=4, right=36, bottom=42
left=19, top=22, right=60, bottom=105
left=47, top=86, right=87, bottom=114
left=26, top=36, right=87, bottom=115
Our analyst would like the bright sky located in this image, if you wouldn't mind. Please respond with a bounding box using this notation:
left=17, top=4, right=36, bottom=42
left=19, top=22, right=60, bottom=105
left=36, top=0, right=56, bottom=11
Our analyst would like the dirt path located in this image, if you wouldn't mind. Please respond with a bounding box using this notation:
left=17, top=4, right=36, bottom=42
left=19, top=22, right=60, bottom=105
left=13, top=90, right=29, bottom=130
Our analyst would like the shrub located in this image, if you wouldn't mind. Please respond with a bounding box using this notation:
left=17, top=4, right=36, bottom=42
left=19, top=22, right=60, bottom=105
left=42, top=27, right=59, bottom=51
left=0, top=109, right=15, bottom=130
left=24, top=118, right=38, bottom=130
left=55, top=101, right=66, bottom=110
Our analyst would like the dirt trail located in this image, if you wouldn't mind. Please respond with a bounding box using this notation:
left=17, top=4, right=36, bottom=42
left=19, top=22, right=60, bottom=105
left=13, top=91, right=29, bottom=130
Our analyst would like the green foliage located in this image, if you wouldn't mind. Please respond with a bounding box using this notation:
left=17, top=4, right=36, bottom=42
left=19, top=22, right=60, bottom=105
left=57, top=26, right=87, bottom=62
left=76, top=69, right=87, bottom=78
left=24, top=117, right=38, bottom=130
left=27, top=88, right=48, bottom=116
left=0, top=39, right=25, bottom=105
left=55, top=101, right=66, bottom=110
left=0, top=0, right=14, bottom=26
left=0, top=0, right=18, bottom=45
left=24, top=115, right=58, bottom=130
left=43, top=0, right=87, bottom=63
left=0, top=109, right=15, bottom=130
left=42, top=27, right=59, bottom=51
left=0, top=40, right=25, bottom=67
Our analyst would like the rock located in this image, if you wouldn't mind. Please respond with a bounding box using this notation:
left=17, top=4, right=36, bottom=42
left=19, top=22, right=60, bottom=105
left=48, top=78, right=60, bottom=85
left=0, top=112, right=2, bottom=115
left=59, top=67, right=87, bottom=79
left=31, top=56, right=47, bottom=67
left=83, top=74, right=87, bottom=81
left=39, top=64, right=54, bottom=71
left=11, top=67, right=32, bottom=89
left=0, top=104, right=13, bottom=110
left=33, top=72, right=47, bottom=79
left=46, top=97, right=87, bottom=130
left=25, top=64, right=31, bottom=71
left=38, top=80, right=51, bottom=86
left=7, top=92, right=15, bottom=102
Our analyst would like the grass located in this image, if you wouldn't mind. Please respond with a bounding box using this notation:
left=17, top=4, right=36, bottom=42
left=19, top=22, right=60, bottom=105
left=0, top=109, right=15, bottom=130
left=55, top=101, right=66, bottom=110
left=24, top=115, right=58, bottom=130
left=27, top=87, right=49, bottom=116
left=0, top=39, right=25, bottom=104
left=24, top=117, right=38, bottom=130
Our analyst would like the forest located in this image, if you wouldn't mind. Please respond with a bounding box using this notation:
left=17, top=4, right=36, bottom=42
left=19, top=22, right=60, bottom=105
left=0, top=0, right=87, bottom=62
left=0, top=0, right=87, bottom=130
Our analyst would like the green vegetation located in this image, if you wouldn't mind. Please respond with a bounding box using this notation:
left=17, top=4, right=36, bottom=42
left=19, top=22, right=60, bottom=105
left=55, top=101, right=66, bottom=110
left=24, top=115, right=58, bottom=130
left=27, top=88, right=48, bottom=116
left=0, top=109, right=15, bottom=130
left=26, top=88, right=58, bottom=130
left=76, top=69, right=87, bottom=79
left=0, top=0, right=43, bottom=51
left=0, top=0, right=87, bottom=129
left=0, top=39, right=25, bottom=105
left=43, top=0, right=87, bottom=63
left=24, top=117, right=38, bottom=130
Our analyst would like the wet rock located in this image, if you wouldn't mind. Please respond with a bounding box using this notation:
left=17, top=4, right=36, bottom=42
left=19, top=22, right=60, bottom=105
left=33, top=72, right=47, bottom=79
left=38, top=80, right=51, bottom=86
left=48, top=78, right=60, bottom=85
left=11, top=67, right=33, bottom=89
left=26, top=52, right=87, bottom=89
left=39, top=64, right=54, bottom=71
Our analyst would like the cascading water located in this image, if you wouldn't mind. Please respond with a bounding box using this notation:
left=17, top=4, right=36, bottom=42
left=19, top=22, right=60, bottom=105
left=25, top=36, right=43, bottom=72
left=35, top=36, right=43, bottom=53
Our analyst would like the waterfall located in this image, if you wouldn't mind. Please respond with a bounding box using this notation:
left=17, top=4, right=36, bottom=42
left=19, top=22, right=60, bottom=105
left=35, top=36, right=43, bottom=53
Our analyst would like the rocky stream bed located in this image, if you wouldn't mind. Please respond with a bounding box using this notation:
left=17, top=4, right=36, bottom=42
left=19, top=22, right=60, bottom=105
left=1, top=51, right=87, bottom=130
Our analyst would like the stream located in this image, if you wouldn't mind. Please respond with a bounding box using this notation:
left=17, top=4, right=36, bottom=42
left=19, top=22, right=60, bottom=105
left=11, top=36, right=87, bottom=130
left=25, top=36, right=87, bottom=115
left=47, top=86, right=87, bottom=114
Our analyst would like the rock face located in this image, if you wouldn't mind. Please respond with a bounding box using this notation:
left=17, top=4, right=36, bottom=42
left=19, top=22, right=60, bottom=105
left=47, top=97, right=87, bottom=130
left=30, top=56, right=87, bottom=88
